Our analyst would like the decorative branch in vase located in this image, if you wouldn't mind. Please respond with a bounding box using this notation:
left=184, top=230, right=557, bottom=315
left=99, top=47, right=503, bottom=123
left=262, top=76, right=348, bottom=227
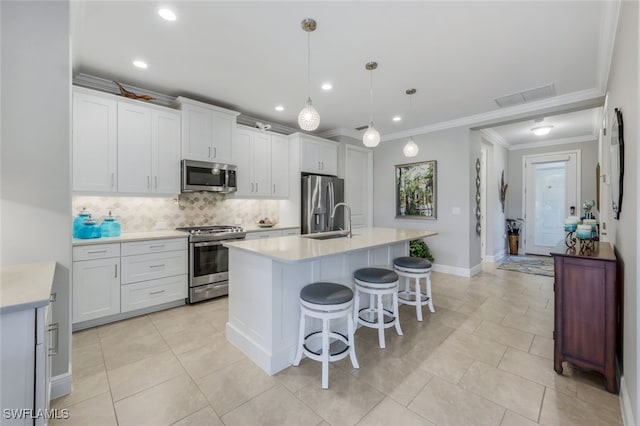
left=500, top=170, right=508, bottom=213
left=113, top=81, right=156, bottom=101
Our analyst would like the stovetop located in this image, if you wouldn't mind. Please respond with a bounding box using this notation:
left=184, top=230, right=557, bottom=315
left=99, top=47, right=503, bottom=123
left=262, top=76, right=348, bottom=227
left=176, top=225, right=246, bottom=242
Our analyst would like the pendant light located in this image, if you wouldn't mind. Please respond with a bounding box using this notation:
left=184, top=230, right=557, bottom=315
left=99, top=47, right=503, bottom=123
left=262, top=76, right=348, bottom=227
left=362, top=61, right=380, bottom=147
left=403, top=88, right=419, bottom=157
left=298, top=18, right=320, bottom=131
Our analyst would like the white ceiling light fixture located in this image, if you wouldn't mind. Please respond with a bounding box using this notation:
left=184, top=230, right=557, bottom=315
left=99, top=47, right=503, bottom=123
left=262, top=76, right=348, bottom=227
left=393, top=116, right=402, bottom=122
left=532, top=125, right=553, bottom=136
left=362, top=61, right=380, bottom=148
left=275, top=105, right=284, bottom=112
left=158, top=8, right=176, bottom=21
left=132, top=60, right=148, bottom=69
left=403, top=88, right=419, bottom=157
left=321, top=82, right=332, bottom=91
left=298, top=18, right=320, bottom=132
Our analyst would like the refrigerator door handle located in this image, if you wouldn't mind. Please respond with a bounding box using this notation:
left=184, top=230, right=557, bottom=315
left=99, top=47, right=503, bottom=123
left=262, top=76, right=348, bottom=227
left=328, top=181, right=335, bottom=230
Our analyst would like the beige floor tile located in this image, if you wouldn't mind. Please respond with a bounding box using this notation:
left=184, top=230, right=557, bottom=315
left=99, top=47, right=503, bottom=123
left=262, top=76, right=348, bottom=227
left=51, top=368, right=109, bottom=408
left=108, top=350, right=186, bottom=401
left=457, top=315, right=484, bottom=333
left=72, top=328, right=100, bottom=349
left=420, top=344, right=474, bottom=384
left=114, top=375, right=208, bottom=426
left=459, top=361, right=544, bottom=422
left=441, top=330, right=507, bottom=367
left=71, top=342, right=105, bottom=378
left=97, top=315, right=156, bottom=340
left=221, top=384, right=323, bottom=426
left=295, top=372, right=385, bottom=426
left=498, top=348, right=577, bottom=396
left=408, top=376, right=505, bottom=426
left=472, top=321, right=534, bottom=352
left=529, top=335, right=553, bottom=360
left=150, top=308, right=219, bottom=335
left=161, top=323, right=221, bottom=355
left=431, top=293, right=466, bottom=311
left=501, top=311, right=553, bottom=338
left=539, top=388, right=622, bottom=426
left=576, top=378, right=623, bottom=418
left=500, top=410, right=539, bottom=426
left=357, top=397, right=435, bottom=425
left=100, top=327, right=170, bottom=370
left=427, top=306, right=470, bottom=329
left=195, top=358, right=278, bottom=416
left=275, top=358, right=324, bottom=393
left=50, top=392, right=116, bottom=426
left=172, top=406, right=224, bottom=426
left=177, top=339, right=245, bottom=379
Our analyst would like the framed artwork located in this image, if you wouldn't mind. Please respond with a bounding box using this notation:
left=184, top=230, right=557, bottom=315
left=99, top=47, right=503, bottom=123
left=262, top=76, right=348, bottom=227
left=395, top=160, right=437, bottom=219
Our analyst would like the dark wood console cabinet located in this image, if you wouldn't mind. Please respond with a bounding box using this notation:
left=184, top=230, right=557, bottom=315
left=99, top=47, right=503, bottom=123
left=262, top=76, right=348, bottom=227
left=551, top=242, right=619, bottom=393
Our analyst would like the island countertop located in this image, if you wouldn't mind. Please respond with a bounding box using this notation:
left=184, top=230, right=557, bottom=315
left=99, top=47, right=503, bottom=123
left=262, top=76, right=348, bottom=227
left=224, top=227, right=437, bottom=263
left=0, top=261, right=56, bottom=314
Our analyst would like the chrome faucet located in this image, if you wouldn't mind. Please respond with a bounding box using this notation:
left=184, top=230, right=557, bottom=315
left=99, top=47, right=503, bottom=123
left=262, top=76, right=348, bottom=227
left=331, top=202, right=352, bottom=238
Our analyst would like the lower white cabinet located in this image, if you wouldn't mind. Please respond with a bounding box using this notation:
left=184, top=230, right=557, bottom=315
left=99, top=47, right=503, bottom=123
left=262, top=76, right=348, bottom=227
left=121, top=275, right=187, bottom=313
left=121, top=250, right=187, bottom=284
left=72, top=256, right=120, bottom=323
left=245, top=228, right=300, bottom=240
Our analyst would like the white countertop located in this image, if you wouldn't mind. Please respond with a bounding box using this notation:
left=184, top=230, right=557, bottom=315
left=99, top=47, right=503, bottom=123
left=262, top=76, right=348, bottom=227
left=72, top=230, right=188, bottom=246
left=242, top=224, right=299, bottom=233
left=0, top=261, right=56, bottom=313
left=224, top=227, right=437, bottom=263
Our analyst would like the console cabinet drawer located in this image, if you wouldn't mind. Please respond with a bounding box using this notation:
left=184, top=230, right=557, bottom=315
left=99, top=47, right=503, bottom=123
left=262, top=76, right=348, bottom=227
left=121, top=238, right=187, bottom=256
left=121, top=275, right=187, bottom=313
left=121, top=250, right=187, bottom=284
left=73, top=243, right=120, bottom=261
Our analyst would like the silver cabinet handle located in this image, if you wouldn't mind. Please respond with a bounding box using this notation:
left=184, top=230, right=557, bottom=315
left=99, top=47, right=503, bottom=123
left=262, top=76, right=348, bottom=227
left=114, top=264, right=118, bottom=278
left=208, top=147, right=211, bottom=158
left=155, top=176, right=158, bottom=189
left=149, top=264, right=165, bottom=268
left=147, top=176, right=151, bottom=189
left=149, top=289, right=166, bottom=295
left=149, top=244, right=165, bottom=249
left=111, top=173, right=115, bottom=188
left=88, top=250, right=107, bottom=254
left=273, top=184, right=276, bottom=193
left=213, top=147, right=217, bottom=158
left=48, top=322, right=59, bottom=356
left=318, top=161, right=321, bottom=170
left=256, top=182, right=258, bottom=192
left=251, top=182, right=254, bottom=192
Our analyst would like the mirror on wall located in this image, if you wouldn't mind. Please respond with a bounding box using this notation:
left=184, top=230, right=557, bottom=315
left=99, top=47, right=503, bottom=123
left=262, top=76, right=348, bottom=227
left=610, top=108, right=624, bottom=220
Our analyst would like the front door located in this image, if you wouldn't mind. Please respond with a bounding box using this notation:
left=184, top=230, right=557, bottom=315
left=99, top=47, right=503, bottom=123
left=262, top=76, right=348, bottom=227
left=524, top=152, right=579, bottom=255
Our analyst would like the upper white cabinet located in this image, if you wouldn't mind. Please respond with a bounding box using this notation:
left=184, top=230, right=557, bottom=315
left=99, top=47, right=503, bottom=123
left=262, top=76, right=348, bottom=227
left=72, top=86, right=181, bottom=195
left=299, top=135, right=338, bottom=176
left=72, top=90, right=118, bottom=192
left=174, top=97, right=240, bottom=164
left=233, top=126, right=289, bottom=199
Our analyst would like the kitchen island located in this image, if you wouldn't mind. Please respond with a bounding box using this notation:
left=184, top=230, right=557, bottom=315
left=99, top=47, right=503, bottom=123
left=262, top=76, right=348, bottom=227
left=224, top=227, right=436, bottom=375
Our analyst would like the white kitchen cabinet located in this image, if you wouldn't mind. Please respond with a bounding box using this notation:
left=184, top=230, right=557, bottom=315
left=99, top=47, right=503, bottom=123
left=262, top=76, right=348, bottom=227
left=152, top=109, right=181, bottom=194
left=281, top=228, right=301, bottom=236
left=245, top=229, right=283, bottom=240
left=121, top=275, right=187, bottom=313
left=72, top=89, right=118, bottom=192
left=271, top=134, right=290, bottom=197
left=175, top=96, right=239, bottom=163
left=233, top=127, right=272, bottom=197
left=300, top=135, right=338, bottom=176
left=72, top=255, right=120, bottom=323
left=120, top=250, right=188, bottom=285
left=117, top=102, right=152, bottom=193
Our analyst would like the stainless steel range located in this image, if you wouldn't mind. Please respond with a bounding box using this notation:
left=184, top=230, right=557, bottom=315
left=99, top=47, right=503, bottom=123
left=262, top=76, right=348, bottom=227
left=176, top=225, right=246, bottom=303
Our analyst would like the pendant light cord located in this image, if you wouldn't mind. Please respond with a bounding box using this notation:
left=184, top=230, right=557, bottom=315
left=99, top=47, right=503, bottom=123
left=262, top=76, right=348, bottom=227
left=369, top=70, right=374, bottom=124
left=307, top=32, right=311, bottom=100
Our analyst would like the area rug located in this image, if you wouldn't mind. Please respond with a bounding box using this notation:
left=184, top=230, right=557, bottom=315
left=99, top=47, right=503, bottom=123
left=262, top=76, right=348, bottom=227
left=497, top=255, right=554, bottom=277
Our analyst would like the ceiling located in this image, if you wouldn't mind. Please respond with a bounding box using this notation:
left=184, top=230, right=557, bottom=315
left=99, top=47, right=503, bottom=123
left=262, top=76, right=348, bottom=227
left=71, top=1, right=617, bottom=145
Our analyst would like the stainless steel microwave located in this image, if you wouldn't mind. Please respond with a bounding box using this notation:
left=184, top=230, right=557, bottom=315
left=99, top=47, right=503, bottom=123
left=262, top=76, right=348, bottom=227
left=181, top=160, right=237, bottom=193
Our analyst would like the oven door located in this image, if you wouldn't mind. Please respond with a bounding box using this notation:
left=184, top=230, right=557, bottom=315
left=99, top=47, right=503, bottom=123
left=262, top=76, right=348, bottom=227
left=190, top=241, right=229, bottom=286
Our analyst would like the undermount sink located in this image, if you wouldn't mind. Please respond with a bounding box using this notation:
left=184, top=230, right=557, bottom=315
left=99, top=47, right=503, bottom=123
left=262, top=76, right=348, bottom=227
left=301, top=231, right=355, bottom=240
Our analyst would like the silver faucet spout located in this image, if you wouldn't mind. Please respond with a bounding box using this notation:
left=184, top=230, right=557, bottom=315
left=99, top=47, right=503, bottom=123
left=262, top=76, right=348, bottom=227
left=331, top=202, right=352, bottom=238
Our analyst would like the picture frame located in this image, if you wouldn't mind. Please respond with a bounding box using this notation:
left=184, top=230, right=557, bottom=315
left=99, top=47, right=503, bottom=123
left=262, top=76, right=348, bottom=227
left=395, top=160, right=437, bottom=219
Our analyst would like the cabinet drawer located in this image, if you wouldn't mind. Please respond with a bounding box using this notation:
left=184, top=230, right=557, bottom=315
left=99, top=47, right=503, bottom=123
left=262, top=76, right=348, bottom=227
left=281, top=228, right=300, bottom=236
left=73, top=243, right=120, bottom=261
left=121, top=275, right=187, bottom=313
left=121, top=250, right=187, bottom=284
left=121, top=238, right=187, bottom=256
left=245, top=230, right=282, bottom=240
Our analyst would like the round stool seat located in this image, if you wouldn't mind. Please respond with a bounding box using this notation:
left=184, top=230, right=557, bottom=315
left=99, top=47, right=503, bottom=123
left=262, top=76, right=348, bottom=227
left=393, top=256, right=432, bottom=270
left=354, top=267, right=399, bottom=284
left=300, top=282, right=353, bottom=305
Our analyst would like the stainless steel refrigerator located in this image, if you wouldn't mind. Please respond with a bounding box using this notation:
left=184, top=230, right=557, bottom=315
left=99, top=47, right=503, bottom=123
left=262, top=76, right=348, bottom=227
left=301, top=174, right=344, bottom=234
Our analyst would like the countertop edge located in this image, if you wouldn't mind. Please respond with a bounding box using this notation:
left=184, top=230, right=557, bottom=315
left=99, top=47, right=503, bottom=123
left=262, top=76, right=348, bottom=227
left=0, top=261, right=56, bottom=314
left=73, top=231, right=188, bottom=246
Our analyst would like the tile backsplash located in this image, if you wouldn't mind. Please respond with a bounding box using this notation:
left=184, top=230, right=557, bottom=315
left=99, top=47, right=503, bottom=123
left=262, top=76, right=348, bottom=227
left=73, top=193, right=279, bottom=232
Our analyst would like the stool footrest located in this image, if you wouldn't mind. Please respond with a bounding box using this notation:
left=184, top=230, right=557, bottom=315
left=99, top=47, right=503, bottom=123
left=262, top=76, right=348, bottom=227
left=398, top=291, right=430, bottom=305
left=302, top=331, right=351, bottom=362
left=357, top=307, right=396, bottom=326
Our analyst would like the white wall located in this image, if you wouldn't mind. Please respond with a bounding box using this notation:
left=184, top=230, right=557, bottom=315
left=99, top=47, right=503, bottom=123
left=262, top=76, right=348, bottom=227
left=480, top=137, right=509, bottom=261
left=373, top=127, right=475, bottom=273
left=604, top=1, right=639, bottom=424
left=1, top=1, right=72, bottom=390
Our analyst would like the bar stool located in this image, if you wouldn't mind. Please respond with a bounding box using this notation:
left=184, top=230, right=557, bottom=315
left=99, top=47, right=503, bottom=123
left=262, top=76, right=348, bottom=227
left=393, top=256, right=434, bottom=321
left=293, top=282, right=359, bottom=389
left=353, top=267, right=402, bottom=349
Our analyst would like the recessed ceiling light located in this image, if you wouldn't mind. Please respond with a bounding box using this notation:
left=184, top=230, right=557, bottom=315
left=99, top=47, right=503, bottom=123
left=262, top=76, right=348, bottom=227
left=158, top=8, right=176, bottom=21
left=392, top=116, right=402, bottom=122
left=532, top=125, right=553, bottom=136
left=275, top=105, right=284, bottom=112
left=321, top=82, right=332, bottom=91
left=133, top=60, right=148, bottom=69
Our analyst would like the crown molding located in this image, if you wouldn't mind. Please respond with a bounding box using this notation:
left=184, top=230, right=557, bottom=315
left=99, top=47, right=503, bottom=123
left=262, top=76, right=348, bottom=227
left=508, top=135, right=597, bottom=151
left=479, top=129, right=510, bottom=148
left=381, top=88, right=605, bottom=142
left=318, top=127, right=364, bottom=140
left=73, top=73, right=176, bottom=107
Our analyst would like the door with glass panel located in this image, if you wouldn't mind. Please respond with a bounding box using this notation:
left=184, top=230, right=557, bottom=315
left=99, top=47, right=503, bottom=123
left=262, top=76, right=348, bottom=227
left=524, top=152, right=579, bottom=255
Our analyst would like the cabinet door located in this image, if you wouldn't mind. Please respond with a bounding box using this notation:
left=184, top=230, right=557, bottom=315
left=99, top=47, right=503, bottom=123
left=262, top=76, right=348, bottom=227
left=252, top=132, right=271, bottom=196
left=118, top=102, right=152, bottom=193
left=211, top=110, right=234, bottom=163
left=72, top=91, right=118, bottom=192
left=152, top=109, right=181, bottom=195
left=271, top=135, right=289, bottom=197
left=181, top=104, right=213, bottom=161
left=300, top=139, right=321, bottom=173
left=317, top=141, right=338, bottom=176
left=232, top=128, right=253, bottom=196
left=73, top=258, right=120, bottom=323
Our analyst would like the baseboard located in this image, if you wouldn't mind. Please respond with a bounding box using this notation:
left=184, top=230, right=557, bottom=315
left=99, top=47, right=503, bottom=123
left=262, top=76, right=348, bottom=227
left=432, top=263, right=480, bottom=277
left=620, top=376, right=636, bottom=426
left=50, top=372, right=72, bottom=400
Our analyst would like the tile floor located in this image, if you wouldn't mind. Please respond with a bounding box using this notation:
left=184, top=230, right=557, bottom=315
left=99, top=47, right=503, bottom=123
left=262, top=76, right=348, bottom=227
left=52, top=266, right=623, bottom=426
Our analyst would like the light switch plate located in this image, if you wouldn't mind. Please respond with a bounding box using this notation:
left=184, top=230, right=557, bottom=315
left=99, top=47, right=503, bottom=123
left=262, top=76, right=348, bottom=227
left=452, top=207, right=461, bottom=215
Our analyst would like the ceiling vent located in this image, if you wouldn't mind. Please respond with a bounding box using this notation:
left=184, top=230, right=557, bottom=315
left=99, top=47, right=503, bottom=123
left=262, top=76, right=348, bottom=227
left=494, top=83, right=556, bottom=108
left=355, top=124, right=368, bottom=131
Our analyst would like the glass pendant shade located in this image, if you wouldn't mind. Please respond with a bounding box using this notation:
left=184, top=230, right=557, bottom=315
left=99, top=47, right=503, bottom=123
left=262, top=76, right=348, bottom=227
left=363, top=123, right=381, bottom=147
left=298, top=97, right=320, bottom=131
left=403, top=137, right=419, bottom=157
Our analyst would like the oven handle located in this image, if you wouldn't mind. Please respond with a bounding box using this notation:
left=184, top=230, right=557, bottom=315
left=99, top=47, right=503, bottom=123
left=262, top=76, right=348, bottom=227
left=193, top=241, right=225, bottom=248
